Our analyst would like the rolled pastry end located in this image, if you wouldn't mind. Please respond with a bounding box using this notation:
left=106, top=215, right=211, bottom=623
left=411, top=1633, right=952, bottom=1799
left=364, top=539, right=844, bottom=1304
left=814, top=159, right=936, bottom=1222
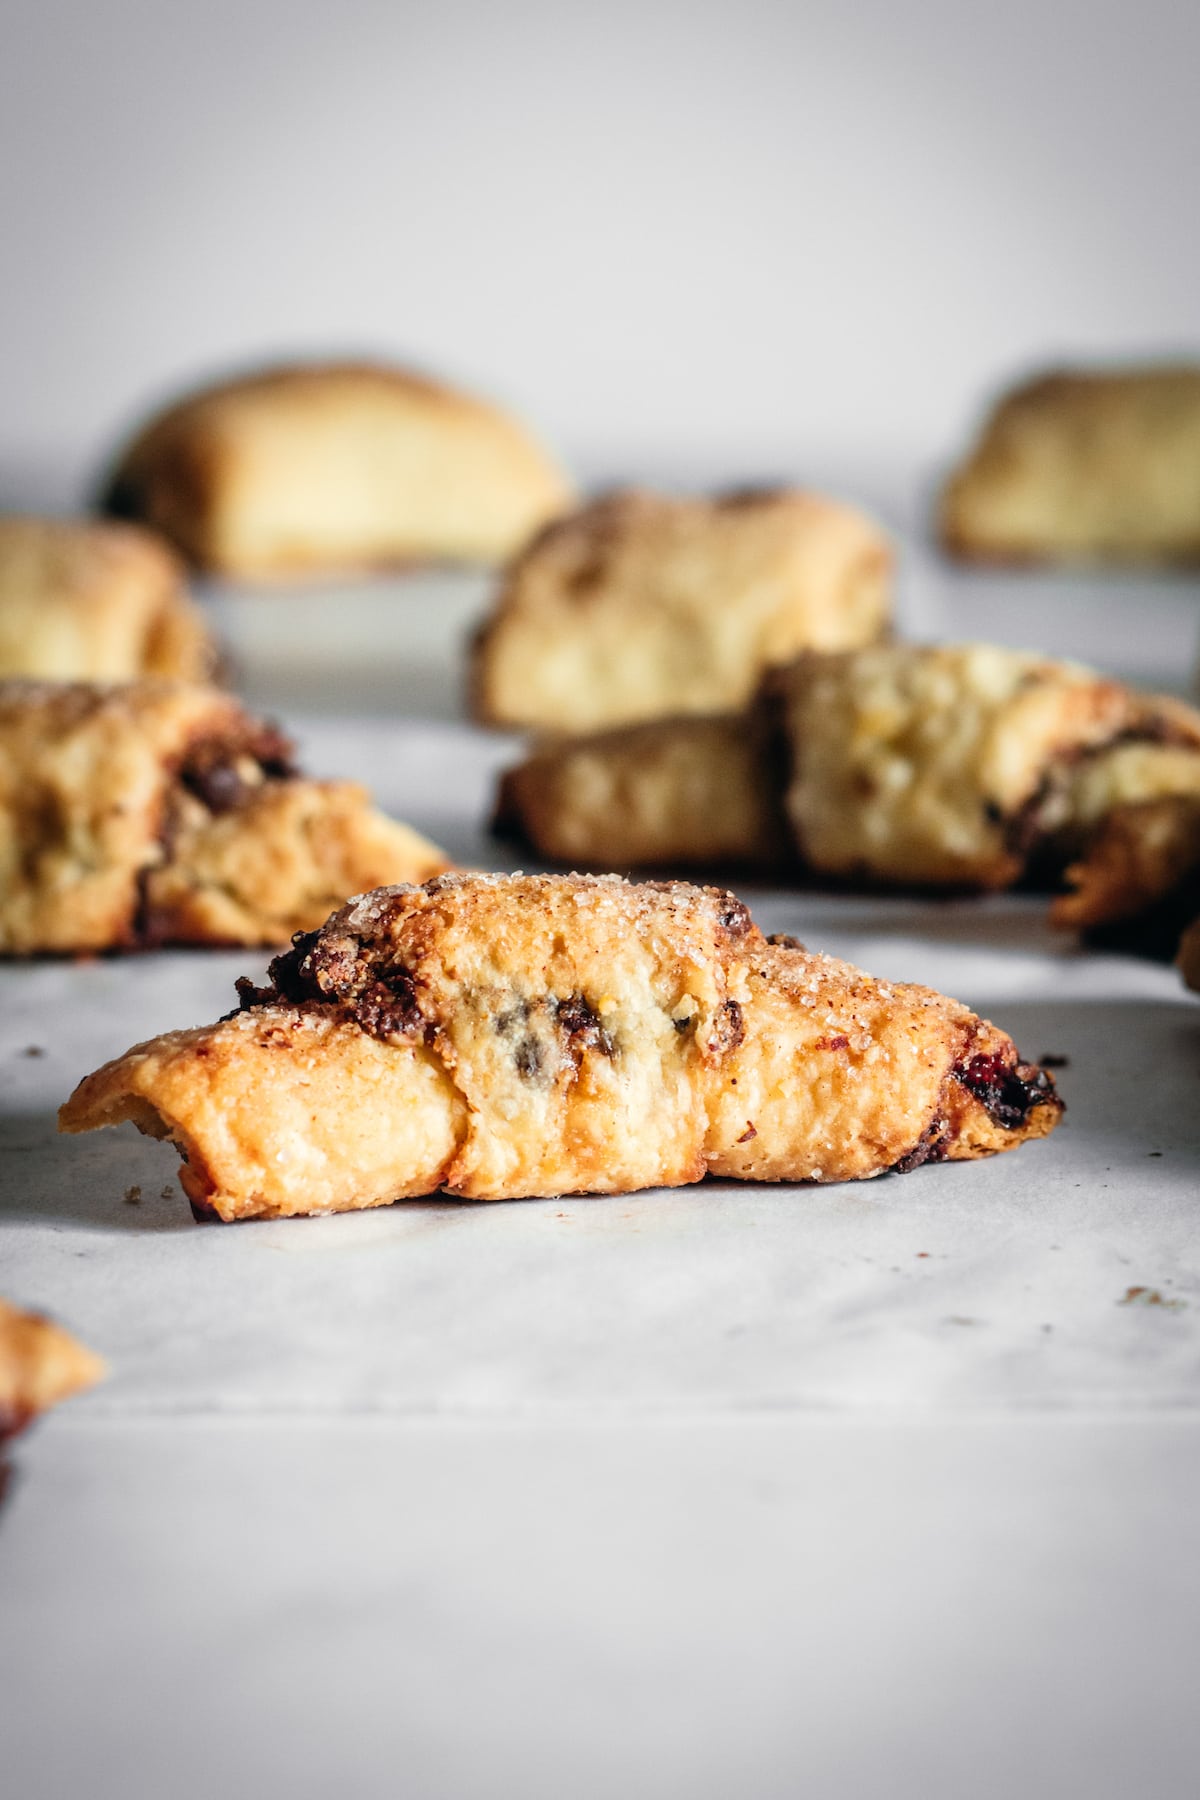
left=59, top=1008, right=467, bottom=1222
left=0, top=1300, right=106, bottom=1441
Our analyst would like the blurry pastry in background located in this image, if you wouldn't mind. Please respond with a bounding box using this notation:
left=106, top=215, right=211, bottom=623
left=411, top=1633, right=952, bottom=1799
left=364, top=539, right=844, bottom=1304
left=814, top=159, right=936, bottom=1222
left=0, top=678, right=450, bottom=954
left=1177, top=914, right=1200, bottom=992
left=0, top=1298, right=104, bottom=1441
left=59, top=872, right=1063, bottom=1220
left=0, top=516, right=214, bottom=682
left=1052, top=795, right=1200, bottom=947
left=100, top=360, right=574, bottom=579
left=779, top=644, right=1200, bottom=890
left=940, top=364, right=1200, bottom=564
left=496, top=643, right=1200, bottom=900
left=494, top=710, right=787, bottom=870
left=470, top=487, right=892, bottom=733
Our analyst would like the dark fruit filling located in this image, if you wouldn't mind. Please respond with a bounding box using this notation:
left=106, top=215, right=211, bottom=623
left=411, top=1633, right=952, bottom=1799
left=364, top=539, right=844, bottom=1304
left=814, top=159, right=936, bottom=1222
left=956, top=1051, right=1057, bottom=1130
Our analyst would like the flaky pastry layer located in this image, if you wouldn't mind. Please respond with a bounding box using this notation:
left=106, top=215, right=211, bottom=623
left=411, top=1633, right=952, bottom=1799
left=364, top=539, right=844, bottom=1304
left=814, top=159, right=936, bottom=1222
left=60, top=873, right=1062, bottom=1219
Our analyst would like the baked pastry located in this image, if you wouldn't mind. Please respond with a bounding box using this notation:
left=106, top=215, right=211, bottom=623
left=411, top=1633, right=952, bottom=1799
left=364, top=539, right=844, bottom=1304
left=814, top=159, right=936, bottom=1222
left=0, top=1299, right=104, bottom=1441
left=495, top=643, right=1200, bottom=892
left=781, top=644, right=1200, bottom=889
left=60, top=872, right=1063, bottom=1219
left=1052, top=797, right=1200, bottom=937
left=0, top=515, right=214, bottom=681
left=470, top=487, right=892, bottom=732
left=940, top=365, right=1200, bottom=564
left=1177, top=915, right=1200, bottom=992
left=101, top=360, right=574, bottom=577
left=0, top=679, right=449, bottom=953
left=493, top=711, right=786, bottom=869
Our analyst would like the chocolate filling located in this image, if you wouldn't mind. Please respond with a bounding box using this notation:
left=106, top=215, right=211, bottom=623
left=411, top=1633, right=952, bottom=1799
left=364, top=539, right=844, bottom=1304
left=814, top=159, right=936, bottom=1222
left=177, top=722, right=296, bottom=815
left=712, top=998, right=745, bottom=1054
left=893, top=1050, right=1060, bottom=1174
left=955, top=1051, right=1058, bottom=1131
left=556, top=992, right=615, bottom=1060
left=891, top=1119, right=950, bottom=1174
left=134, top=717, right=299, bottom=946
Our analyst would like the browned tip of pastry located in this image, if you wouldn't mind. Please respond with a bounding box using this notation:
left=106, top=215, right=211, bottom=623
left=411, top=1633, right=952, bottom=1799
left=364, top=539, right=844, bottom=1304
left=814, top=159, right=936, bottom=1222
left=0, top=1299, right=105, bottom=1442
left=1051, top=796, right=1200, bottom=952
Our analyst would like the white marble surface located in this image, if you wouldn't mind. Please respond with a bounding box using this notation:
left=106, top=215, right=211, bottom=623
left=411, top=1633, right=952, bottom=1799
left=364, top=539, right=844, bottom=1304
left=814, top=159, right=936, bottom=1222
left=3, top=541, right=1200, bottom=1796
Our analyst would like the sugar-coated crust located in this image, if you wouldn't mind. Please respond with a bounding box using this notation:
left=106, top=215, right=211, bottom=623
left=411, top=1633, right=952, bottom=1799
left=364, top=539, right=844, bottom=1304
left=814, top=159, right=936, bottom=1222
left=0, top=678, right=450, bottom=953
left=101, top=360, right=574, bottom=577
left=0, top=515, right=214, bottom=682
left=471, top=487, right=892, bottom=732
left=60, top=872, right=1062, bottom=1218
left=940, top=366, right=1200, bottom=565
left=494, top=711, right=787, bottom=869
left=0, top=1298, right=105, bottom=1441
left=781, top=644, right=1190, bottom=888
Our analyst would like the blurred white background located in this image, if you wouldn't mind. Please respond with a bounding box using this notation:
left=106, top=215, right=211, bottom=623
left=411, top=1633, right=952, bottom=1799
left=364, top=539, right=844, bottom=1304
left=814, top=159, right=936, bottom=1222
left=3, top=0, right=1198, bottom=503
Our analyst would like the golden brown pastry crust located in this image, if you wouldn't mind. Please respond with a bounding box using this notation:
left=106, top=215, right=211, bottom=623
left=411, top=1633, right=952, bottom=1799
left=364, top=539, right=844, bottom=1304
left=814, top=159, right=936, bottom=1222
left=1052, top=796, right=1200, bottom=929
left=101, top=361, right=574, bottom=577
left=60, top=873, right=1062, bottom=1219
left=493, top=710, right=787, bottom=870
left=0, top=679, right=449, bottom=953
left=940, top=366, right=1200, bottom=565
left=0, top=515, right=214, bottom=682
left=0, top=1299, right=105, bottom=1441
left=780, top=645, right=1200, bottom=889
left=470, top=487, right=892, bottom=732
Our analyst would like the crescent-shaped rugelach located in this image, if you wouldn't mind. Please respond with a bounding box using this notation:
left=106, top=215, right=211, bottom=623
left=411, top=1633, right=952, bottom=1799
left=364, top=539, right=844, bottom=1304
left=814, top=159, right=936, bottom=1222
left=60, top=873, right=1062, bottom=1220
left=497, top=644, right=1200, bottom=893
left=471, top=487, right=892, bottom=732
left=0, top=679, right=449, bottom=953
left=0, top=1299, right=105, bottom=1441
left=0, top=515, right=214, bottom=682
left=940, top=365, right=1200, bottom=565
left=101, top=360, right=574, bottom=577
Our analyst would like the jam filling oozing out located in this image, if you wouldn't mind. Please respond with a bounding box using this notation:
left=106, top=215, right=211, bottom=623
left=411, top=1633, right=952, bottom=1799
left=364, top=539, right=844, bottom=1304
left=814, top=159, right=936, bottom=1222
left=955, top=1051, right=1058, bottom=1130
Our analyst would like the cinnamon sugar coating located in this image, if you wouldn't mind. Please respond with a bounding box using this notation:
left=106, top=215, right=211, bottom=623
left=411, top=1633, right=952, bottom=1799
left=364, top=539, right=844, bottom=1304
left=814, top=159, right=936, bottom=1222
left=60, top=873, right=1062, bottom=1219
